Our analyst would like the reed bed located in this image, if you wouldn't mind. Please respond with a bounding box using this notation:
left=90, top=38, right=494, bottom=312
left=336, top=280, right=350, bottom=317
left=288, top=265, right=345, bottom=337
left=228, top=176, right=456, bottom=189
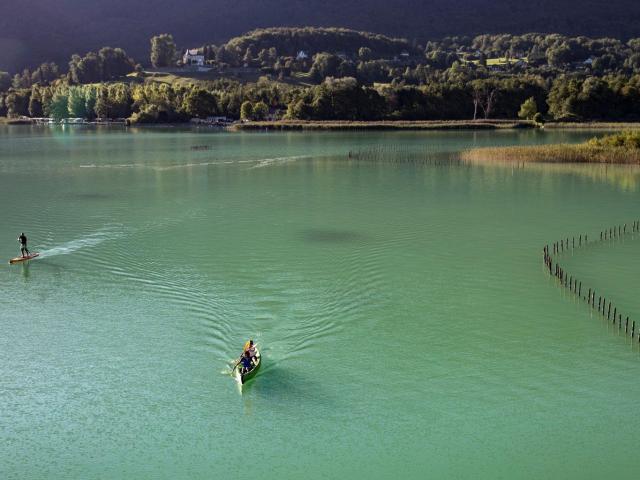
left=232, top=119, right=533, bottom=131
left=461, top=144, right=640, bottom=164
left=346, top=145, right=460, bottom=165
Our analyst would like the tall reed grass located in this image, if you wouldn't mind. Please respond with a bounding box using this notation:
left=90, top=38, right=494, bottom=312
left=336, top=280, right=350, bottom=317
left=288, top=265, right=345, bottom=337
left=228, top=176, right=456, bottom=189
left=461, top=131, right=640, bottom=164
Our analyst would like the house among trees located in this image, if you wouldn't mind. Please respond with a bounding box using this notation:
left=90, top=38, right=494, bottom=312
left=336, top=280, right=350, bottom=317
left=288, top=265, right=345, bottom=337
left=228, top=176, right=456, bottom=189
left=296, top=50, right=308, bottom=60
left=183, top=49, right=205, bottom=67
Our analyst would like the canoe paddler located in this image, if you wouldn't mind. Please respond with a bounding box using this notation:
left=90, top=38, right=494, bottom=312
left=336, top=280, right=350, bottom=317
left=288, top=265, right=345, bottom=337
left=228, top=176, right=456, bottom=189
left=244, top=339, right=257, bottom=360
left=240, top=351, right=253, bottom=374
left=18, top=232, right=30, bottom=257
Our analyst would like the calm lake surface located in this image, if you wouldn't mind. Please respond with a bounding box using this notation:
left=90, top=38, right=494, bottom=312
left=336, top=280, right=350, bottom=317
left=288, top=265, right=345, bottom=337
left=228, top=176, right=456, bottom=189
left=2, top=126, right=640, bottom=479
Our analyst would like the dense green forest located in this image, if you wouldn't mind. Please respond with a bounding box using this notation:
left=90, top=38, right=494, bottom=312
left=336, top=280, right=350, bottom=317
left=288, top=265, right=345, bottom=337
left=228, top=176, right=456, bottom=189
left=3, top=0, right=640, bottom=72
left=3, top=28, right=640, bottom=123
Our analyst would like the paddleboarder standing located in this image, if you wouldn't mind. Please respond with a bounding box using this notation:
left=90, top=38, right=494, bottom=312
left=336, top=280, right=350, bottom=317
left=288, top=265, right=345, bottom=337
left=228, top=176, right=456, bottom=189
left=18, top=232, right=30, bottom=257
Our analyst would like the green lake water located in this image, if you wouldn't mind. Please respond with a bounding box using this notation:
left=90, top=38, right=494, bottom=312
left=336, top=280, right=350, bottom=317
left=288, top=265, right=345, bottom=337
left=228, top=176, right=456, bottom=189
left=1, top=126, right=640, bottom=479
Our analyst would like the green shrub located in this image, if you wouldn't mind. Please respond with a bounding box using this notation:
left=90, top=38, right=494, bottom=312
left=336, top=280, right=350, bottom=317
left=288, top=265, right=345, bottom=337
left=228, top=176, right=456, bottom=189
left=588, top=131, right=640, bottom=149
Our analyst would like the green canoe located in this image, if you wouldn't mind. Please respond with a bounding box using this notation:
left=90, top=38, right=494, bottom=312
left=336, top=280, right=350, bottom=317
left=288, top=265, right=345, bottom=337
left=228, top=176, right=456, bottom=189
left=236, top=348, right=261, bottom=384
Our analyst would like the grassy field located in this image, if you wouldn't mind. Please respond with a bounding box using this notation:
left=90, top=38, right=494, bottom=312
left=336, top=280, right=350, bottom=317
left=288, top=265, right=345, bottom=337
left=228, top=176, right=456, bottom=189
left=140, top=69, right=312, bottom=88
left=464, top=57, right=527, bottom=67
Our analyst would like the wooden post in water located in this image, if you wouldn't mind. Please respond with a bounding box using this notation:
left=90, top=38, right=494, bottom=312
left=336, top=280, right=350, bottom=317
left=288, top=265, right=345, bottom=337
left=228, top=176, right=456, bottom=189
left=626, top=317, right=629, bottom=333
left=633, top=321, right=636, bottom=338
left=608, top=302, right=611, bottom=320
left=619, top=314, right=622, bottom=330
left=598, top=296, right=601, bottom=310
left=614, top=307, right=617, bottom=323
left=592, top=291, right=595, bottom=308
left=578, top=282, right=582, bottom=297
left=573, top=237, right=575, bottom=249
left=588, top=288, right=591, bottom=303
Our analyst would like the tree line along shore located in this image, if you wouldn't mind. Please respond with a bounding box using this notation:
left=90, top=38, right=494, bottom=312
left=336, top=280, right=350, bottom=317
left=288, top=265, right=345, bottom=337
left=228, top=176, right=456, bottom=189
left=461, top=131, right=640, bottom=164
left=3, top=28, right=640, bottom=126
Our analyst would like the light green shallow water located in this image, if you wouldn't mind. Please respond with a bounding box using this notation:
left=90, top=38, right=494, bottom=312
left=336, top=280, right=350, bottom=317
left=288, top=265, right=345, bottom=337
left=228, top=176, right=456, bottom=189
left=1, top=126, right=640, bottom=479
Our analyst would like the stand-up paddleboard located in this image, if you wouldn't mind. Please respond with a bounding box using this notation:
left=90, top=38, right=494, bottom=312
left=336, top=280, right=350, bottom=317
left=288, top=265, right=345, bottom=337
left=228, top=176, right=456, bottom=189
left=9, top=253, right=40, bottom=264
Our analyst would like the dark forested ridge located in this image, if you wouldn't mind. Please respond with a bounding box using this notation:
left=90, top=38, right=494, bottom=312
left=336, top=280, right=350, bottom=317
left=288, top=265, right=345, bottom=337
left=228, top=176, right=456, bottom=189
left=2, top=0, right=640, bottom=71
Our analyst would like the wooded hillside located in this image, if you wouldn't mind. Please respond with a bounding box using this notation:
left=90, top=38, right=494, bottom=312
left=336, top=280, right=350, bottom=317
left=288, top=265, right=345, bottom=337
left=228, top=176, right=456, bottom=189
left=2, top=0, right=640, bottom=70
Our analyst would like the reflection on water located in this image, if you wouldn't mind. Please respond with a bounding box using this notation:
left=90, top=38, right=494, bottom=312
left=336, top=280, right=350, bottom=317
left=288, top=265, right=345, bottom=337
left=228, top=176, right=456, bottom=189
left=20, top=262, right=30, bottom=279
left=469, top=159, right=640, bottom=192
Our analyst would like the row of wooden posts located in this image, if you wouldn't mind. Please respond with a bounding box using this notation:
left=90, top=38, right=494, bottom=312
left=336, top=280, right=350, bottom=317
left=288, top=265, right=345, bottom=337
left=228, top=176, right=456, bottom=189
left=543, top=221, right=640, bottom=342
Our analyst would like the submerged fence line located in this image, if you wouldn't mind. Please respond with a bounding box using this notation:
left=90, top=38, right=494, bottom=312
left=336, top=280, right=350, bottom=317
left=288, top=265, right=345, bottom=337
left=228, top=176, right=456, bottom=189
left=543, top=220, right=640, bottom=344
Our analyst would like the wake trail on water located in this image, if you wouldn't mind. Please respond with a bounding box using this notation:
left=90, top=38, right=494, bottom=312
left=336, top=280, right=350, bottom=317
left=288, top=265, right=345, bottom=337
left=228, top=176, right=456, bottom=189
left=78, top=155, right=310, bottom=171
left=246, top=155, right=310, bottom=169
left=38, top=225, right=124, bottom=258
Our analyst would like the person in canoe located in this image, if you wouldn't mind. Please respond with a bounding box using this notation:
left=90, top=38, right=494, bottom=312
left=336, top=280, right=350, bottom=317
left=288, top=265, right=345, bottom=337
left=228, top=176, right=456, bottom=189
left=18, top=232, right=30, bottom=257
left=239, top=351, right=254, bottom=374
left=243, top=339, right=257, bottom=360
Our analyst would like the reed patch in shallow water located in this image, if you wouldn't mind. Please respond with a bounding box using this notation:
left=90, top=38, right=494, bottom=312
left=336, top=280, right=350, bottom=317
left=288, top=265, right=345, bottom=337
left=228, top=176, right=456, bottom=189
left=461, top=144, right=640, bottom=164
left=461, top=131, right=640, bottom=164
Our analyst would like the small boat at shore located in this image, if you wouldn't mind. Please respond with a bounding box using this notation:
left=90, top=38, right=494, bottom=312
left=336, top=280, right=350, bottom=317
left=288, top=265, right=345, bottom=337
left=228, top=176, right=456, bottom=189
left=234, top=346, right=261, bottom=384
left=9, top=252, right=40, bottom=264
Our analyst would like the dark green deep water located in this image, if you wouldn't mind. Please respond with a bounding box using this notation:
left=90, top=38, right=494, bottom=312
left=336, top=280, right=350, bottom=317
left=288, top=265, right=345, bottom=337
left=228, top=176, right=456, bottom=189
left=1, top=126, right=640, bottom=479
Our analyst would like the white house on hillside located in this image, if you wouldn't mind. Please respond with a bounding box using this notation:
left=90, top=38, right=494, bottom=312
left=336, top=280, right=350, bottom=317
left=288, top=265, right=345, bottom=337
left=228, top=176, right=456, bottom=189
left=296, top=50, right=308, bottom=60
left=183, top=49, right=205, bottom=67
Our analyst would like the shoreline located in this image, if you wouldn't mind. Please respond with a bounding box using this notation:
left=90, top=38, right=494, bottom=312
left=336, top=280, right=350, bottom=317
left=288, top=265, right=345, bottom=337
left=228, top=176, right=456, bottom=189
left=228, top=120, right=535, bottom=131
left=4, top=117, right=640, bottom=132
